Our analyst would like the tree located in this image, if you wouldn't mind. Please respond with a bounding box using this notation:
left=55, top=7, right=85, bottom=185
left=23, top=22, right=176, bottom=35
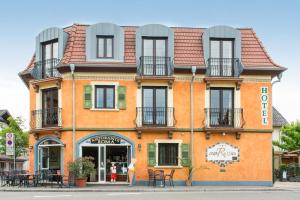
left=273, top=121, right=300, bottom=151
left=0, top=117, right=29, bottom=157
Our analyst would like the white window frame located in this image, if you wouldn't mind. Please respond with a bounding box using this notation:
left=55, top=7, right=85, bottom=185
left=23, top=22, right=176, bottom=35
left=154, top=139, right=183, bottom=168
left=91, top=82, right=119, bottom=111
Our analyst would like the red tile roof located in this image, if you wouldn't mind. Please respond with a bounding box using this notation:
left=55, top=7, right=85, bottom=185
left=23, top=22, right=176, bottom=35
left=23, top=24, right=283, bottom=71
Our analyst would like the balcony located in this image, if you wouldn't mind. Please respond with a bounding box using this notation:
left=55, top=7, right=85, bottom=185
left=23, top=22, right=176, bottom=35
left=31, top=58, right=61, bottom=80
left=206, top=58, right=242, bottom=77
left=137, top=56, right=174, bottom=76
left=204, top=58, right=243, bottom=90
left=30, top=108, right=62, bottom=131
left=204, top=108, right=245, bottom=139
left=135, top=107, right=176, bottom=131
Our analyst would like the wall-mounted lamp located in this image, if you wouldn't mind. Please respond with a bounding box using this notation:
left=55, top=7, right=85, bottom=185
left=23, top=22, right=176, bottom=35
left=222, top=132, right=226, bottom=136
left=138, top=144, right=142, bottom=152
left=29, top=145, right=33, bottom=152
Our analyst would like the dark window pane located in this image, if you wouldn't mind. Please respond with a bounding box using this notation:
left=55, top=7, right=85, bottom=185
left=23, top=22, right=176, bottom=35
left=158, top=143, right=178, bottom=166
left=95, top=86, right=115, bottom=109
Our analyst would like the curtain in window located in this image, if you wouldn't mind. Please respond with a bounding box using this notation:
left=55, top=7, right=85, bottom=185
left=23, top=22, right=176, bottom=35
left=158, top=143, right=178, bottom=166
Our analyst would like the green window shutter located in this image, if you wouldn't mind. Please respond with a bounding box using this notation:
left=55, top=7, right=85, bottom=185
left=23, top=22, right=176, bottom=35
left=181, top=144, right=190, bottom=167
left=148, top=143, right=156, bottom=166
left=117, top=86, right=126, bottom=110
left=84, top=85, right=92, bottom=109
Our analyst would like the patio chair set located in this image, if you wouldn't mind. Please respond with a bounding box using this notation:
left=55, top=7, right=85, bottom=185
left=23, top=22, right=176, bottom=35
left=0, top=169, right=64, bottom=188
left=147, top=169, right=175, bottom=187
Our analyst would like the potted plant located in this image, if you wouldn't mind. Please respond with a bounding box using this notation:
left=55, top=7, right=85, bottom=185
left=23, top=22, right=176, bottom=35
left=68, top=157, right=95, bottom=187
left=180, top=158, right=195, bottom=186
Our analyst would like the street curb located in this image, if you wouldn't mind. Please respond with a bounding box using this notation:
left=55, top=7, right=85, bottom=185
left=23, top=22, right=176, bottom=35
left=0, top=187, right=292, bottom=192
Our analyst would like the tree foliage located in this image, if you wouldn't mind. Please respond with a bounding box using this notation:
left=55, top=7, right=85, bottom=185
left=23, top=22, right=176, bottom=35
left=0, top=117, right=29, bottom=157
left=273, top=121, right=300, bottom=151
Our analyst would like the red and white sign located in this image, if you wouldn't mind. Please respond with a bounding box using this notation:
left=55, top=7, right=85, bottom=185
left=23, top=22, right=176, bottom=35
left=6, top=132, right=14, bottom=156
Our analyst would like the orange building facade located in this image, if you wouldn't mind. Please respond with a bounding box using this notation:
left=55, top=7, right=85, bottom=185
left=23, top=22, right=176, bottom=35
left=19, top=23, right=285, bottom=186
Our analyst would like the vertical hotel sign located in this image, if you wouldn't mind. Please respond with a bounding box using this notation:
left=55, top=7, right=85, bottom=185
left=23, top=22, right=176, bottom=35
left=261, top=87, right=269, bottom=125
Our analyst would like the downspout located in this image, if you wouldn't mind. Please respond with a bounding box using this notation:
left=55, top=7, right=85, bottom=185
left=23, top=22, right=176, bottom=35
left=190, top=66, right=197, bottom=181
left=70, top=64, right=76, bottom=161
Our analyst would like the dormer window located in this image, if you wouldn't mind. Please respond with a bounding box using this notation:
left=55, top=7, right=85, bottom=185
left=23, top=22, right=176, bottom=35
left=142, top=37, right=168, bottom=76
left=209, top=39, right=234, bottom=76
left=42, top=39, right=59, bottom=78
left=97, top=36, right=114, bottom=58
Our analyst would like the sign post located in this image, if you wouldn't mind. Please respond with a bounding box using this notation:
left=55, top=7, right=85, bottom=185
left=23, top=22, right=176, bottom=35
left=6, top=132, right=15, bottom=170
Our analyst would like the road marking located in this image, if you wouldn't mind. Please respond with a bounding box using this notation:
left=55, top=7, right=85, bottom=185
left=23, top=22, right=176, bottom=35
left=33, top=195, right=72, bottom=198
left=106, top=193, right=141, bottom=196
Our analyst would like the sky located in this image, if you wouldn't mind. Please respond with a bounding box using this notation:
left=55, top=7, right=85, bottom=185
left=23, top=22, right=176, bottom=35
left=0, top=0, right=299, bottom=130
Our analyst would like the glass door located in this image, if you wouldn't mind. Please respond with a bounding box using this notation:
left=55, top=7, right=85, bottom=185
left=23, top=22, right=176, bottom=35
left=210, top=88, right=234, bottom=126
left=210, top=39, right=234, bottom=76
left=142, top=87, right=167, bottom=125
left=42, top=40, right=58, bottom=78
left=42, top=88, right=58, bottom=127
left=39, top=147, right=49, bottom=170
left=142, top=38, right=167, bottom=75
left=99, top=146, right=106, bottom=183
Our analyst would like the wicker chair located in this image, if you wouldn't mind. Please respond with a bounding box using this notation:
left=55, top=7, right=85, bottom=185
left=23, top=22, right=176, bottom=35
left=164, top=169, right=175, bottom=187
left=147, top=169, right=155, bottom=186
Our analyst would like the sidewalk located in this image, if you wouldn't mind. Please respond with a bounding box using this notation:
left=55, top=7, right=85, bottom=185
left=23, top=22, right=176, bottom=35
left=1, top=182, right=300, bottom=192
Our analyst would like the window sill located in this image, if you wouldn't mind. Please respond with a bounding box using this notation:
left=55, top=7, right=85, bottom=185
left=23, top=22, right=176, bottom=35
left=90, top=108, right=119, bottom=112
left=154, top=165, right=183, bottom=169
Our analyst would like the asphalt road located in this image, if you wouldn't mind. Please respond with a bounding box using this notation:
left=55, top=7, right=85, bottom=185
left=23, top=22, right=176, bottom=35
left=0, top=191, right=300, bottom=200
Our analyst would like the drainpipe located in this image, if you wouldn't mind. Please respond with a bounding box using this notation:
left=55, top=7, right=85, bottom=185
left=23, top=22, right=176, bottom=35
left=190, top=66, right=197, bottom=180
left=70, top=64, right=76, bottom=161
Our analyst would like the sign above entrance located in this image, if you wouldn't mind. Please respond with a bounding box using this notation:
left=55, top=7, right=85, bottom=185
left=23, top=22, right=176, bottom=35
left=206, top=142, right=240, bottom=167
left=90, top=136, right=121, bottom=144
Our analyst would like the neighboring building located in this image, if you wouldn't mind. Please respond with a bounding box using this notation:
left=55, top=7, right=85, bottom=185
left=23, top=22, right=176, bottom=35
left=19, top=23, right=286, bottom=186
left=0, top=110, right=28, bottom=171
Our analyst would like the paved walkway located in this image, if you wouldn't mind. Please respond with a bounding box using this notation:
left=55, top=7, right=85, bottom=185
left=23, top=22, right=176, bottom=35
left=1, top=182, right=300, bottom=192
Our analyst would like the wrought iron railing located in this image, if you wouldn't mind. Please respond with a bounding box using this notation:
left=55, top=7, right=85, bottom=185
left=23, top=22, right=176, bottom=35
left=138, top=56, right=173, bottom=76
left=136, top=107, right=175, bottom=127
left=30, top=108, right=62, bottom=129
left=206, top=58, right=242, bottom=77
left=204, top=108, right=244, bottom=128
left=31, top=58, right=61, bottom=80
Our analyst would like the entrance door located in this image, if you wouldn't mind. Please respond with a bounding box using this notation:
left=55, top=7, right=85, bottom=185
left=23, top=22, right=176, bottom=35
left=99, top=146, right=106, bottom=182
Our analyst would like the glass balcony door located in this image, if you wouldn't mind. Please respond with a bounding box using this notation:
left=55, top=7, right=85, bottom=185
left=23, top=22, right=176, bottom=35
left=142, top=87, right=167, bottom=125
left=42, top=88, right=58, bottom=127
left=42, top=39, right=58, bottom=78
left=210, top=88, right=234, bottom=126
left=210, top=39, right=234, bottom=76
left=142, top=38, right=167, bottom=75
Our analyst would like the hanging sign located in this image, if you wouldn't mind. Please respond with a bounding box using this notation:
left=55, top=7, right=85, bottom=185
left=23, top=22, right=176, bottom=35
left=6, top=132, right=15, bottom=156
left=90, top=136, right=121, bottom=144
left=206, top=142, right=239, bottom=167
left=261, top=87, right=269, bottom=125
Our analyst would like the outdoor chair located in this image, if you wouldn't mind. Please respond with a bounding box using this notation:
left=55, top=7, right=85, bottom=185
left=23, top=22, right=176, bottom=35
left=147, top=169, right=155, bottom=186
left=164, top=169, right=175, bottom=187
left=154, top=170, right=165, bottom=187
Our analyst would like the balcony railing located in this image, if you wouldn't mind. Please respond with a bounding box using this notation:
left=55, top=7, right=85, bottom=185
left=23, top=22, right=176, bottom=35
left=138, top=56, right=173, bottom=76
left=206, top=58, right=242, bottom=77
left=30, top=108, right=62, bottom=129
left=204, top=108, right=244, bottom=128
left=136, top=107, right=175, bottom=127
left=31, top=58, right=61, bottom=80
